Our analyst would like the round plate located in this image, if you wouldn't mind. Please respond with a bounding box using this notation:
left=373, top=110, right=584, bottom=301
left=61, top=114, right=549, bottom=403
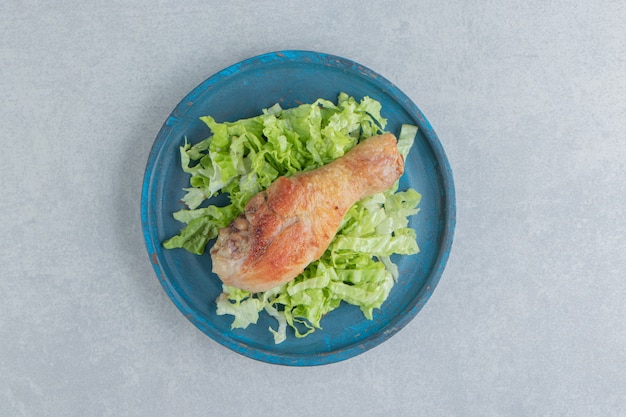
left=141, top=50, right=455, bottom=366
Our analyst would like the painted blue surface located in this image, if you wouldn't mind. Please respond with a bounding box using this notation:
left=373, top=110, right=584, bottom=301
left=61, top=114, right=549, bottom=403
left=141, top=50, right=456, bottom=366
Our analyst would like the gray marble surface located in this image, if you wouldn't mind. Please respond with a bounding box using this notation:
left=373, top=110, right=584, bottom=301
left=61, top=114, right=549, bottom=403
left=1, top=1, right=624, bottom=416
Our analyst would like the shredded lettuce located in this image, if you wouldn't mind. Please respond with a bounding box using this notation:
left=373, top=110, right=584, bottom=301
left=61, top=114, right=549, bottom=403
left=163, top=93, right=421, bottom=343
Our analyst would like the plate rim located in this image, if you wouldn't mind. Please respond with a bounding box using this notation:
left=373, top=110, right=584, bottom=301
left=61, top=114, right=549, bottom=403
left=141, top=50, right=456, bottom=366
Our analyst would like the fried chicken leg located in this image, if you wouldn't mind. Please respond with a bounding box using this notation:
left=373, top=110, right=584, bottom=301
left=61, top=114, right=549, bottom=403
left=210, top=133, right=404, bottom=293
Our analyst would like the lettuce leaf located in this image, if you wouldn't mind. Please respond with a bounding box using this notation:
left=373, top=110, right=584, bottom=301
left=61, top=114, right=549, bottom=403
left=163, top=94, right=420, bottom=342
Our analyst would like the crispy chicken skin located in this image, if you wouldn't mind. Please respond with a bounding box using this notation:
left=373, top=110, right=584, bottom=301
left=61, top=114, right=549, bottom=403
left=210, top=133, right=404, bottom=293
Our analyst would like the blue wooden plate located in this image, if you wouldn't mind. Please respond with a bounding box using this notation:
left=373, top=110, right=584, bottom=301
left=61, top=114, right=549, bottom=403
left=141, top=51, right=455, bottom=366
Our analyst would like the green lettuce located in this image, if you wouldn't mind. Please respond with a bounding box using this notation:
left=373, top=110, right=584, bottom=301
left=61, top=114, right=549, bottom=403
left=163, top=93, right=421, bottom=343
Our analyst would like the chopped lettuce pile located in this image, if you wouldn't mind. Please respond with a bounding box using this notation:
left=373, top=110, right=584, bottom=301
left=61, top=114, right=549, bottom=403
left=163, top=93, right=421, bottom=343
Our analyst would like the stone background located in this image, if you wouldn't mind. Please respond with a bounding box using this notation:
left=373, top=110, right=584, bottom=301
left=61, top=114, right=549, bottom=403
left=1, top=1, right=624, bottom=416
